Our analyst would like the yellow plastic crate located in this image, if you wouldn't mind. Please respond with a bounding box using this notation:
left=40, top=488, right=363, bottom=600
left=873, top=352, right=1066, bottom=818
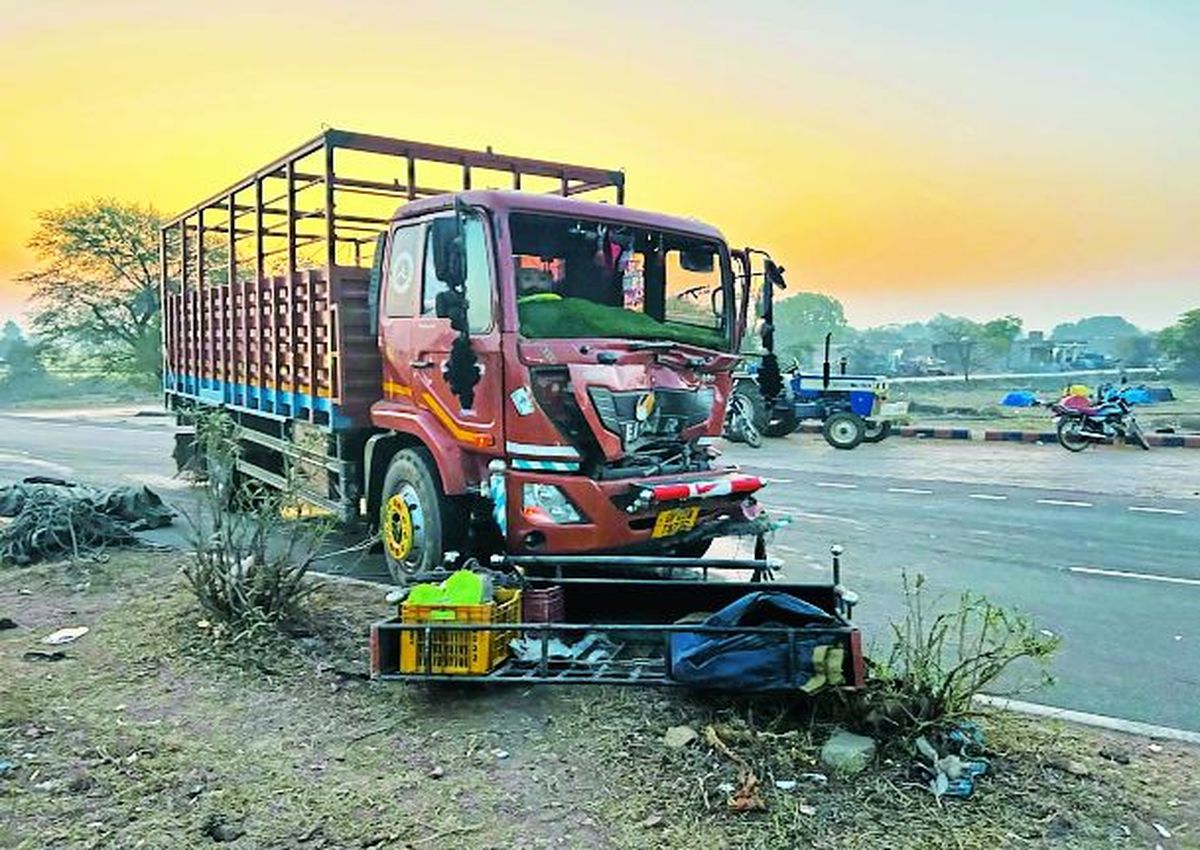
left=399, top=588, right=521, bottom=675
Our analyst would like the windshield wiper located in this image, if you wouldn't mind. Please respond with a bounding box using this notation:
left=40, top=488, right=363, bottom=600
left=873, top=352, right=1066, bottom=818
left=627, top=341, right=679, bottom=350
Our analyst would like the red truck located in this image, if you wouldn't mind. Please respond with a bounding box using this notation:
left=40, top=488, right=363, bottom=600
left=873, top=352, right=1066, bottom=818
left=161, top=130, right=776, bottom=581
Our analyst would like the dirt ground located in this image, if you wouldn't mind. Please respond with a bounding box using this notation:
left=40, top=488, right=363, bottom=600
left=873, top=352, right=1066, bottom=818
left=893, top=377, right=1200, bottom=432
left=2, top=552, right=1198, bottom=849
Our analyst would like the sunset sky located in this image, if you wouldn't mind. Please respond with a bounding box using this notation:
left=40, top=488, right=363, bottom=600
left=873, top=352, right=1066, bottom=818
left=1, top=0, right=1196, bottom=331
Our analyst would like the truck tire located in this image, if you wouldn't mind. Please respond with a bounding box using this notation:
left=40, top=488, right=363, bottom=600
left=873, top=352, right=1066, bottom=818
left=822, top=412, right=865, bottom=450
left=379, top=448, right=454, bottom=581
left=763, top=407, right=799, bottom=438
left=862, top=419, right=892, bottom=443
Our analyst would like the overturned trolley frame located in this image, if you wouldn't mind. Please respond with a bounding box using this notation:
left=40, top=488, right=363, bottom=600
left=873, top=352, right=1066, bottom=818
left=370, top=555, right=865, bottom=692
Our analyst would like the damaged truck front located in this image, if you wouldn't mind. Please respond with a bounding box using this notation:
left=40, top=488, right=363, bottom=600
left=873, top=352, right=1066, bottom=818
left=161, top=130, right=773, bottom=581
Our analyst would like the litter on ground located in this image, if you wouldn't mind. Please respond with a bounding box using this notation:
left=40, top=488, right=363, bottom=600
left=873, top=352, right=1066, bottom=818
left=0, top=478, right=173, bottom=565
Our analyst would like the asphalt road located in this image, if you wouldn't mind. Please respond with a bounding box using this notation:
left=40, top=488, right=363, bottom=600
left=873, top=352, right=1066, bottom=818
left=3, top=407, right=1198, bottom=730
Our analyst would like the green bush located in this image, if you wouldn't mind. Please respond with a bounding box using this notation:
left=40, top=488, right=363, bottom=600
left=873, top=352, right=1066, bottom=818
left=857, top=573, right=1060, bottom=739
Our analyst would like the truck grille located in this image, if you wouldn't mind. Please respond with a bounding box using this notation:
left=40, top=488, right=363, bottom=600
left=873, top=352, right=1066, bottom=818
left=588, top=387, right=714, bottom=451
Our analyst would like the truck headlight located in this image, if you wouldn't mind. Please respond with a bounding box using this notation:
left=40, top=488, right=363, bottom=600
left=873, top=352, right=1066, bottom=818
left=522, top=483, right=584, bottom=524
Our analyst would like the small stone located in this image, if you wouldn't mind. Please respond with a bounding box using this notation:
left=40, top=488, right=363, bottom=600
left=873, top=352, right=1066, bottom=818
left=637, top=813, right=664, bottom=829
left=491, top=748, right=509, bottom=760
left=201, top=815, right=245, bottom=843
left=1064, top=760, right=1091, bottom=778
left=428, top=766, right=444, bottom=779
left=1099, top=746, right=1131, bottom=765
left=774, top=780, right=797, bottom=791
left=1148, top=743, right=1164, bottom=753
left=799, top=804, right=817, bottom=816
left=662, top=725, right=698, bottom=749
left=819, top=729, right=877, bottom=775
left=1152, top=823, right=1172, bottom=839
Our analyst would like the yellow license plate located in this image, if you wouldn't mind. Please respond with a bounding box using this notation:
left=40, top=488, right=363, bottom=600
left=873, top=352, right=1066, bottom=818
left=652, top=506, right=700, bottom=538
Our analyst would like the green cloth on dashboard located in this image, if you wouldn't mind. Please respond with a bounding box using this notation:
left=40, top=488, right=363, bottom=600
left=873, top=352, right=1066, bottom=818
left=518, top=296, right=725, bottom=350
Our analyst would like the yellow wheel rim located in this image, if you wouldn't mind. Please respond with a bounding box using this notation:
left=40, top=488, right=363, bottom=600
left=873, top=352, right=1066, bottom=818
left=382, top=493, right=414, bottom=561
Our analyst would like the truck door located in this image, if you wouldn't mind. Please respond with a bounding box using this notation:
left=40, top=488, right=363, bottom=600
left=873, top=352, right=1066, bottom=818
left=379, top=222, right=423, bottom=408
left=410, top=210, right=502, bottom=458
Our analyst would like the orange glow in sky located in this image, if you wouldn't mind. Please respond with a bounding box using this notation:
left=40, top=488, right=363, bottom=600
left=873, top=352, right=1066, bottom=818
left=1, top=0, right=1196, bottom=329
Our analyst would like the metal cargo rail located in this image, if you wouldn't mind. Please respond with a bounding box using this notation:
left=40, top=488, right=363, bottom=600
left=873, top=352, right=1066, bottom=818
left=159, top=129, right=625, bottom=429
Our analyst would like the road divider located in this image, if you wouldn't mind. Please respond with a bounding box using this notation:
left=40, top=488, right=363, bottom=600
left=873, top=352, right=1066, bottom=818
left=791, top=423, right=1200, bottom=447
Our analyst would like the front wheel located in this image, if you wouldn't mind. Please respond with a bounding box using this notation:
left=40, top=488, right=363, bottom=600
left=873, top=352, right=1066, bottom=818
left=732, top=380, right=768, bottom=433
left=823, top=412, right=866, bottom=450
left=1056, top=417, right=1090, bottom=452
left=1125, top=418, right=1151, bottom=451
left=862, top=419, right=892, bottom=443
left=379, top=447, right=456, bottom=582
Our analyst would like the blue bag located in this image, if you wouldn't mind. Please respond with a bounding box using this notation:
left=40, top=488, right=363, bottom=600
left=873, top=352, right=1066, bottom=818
left=668, top=592, right=841, bottom=692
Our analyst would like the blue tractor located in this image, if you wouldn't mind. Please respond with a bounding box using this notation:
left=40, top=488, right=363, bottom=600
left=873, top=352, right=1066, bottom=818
left=734, top=334, right=892, bottom=450
left=725, top=257, right=890, bottom=450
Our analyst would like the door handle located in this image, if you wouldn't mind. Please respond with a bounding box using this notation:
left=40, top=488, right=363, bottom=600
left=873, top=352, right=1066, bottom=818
left=410, top=359, right=435, bottom=369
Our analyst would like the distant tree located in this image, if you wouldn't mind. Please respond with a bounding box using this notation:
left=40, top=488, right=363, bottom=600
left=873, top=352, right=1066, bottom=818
left=1158, top=309, right=1200, bottom=374
left=772, top=291, right=848, bottom=365
left=981, top=315, right=1023, bottom=370
left=0, top=321, right=47, bottom=391
left=1051, top=315, right=1140, bottom=341
left=1115, top=332, right=1156, bottom=368
left=843, top=325, right=909, bottom=374
left=928, top=314, right=987, bottom=381
left=18, top=199, right=164, bottom=381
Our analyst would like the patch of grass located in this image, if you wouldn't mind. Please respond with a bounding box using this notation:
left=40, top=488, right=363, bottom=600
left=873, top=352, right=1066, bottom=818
left=2, top=553, right=1197, bottom=849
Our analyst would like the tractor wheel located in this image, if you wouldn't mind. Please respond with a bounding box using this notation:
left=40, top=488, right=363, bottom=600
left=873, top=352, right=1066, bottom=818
left=822, top=412, right=866, bottom=450
left=763, top=407, right=799, bottom=438
left=379, top=448, right=457, bottom=582
left=862, top=419, right=892, bottom=443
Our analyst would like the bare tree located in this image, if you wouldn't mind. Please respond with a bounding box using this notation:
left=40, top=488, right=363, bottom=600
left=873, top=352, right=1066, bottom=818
left=18, top=199, right=164, bottom=381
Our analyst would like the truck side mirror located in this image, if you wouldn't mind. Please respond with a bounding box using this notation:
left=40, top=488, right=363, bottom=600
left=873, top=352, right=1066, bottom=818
left=764, top=258, right=787, bottom=290
left=430, top=217, right=467, bottom=290
left=681, top=247, right=715, bottom=273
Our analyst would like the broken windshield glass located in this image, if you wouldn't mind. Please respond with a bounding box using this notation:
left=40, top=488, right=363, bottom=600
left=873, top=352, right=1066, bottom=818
left=510, top=212, right=731, bottom=351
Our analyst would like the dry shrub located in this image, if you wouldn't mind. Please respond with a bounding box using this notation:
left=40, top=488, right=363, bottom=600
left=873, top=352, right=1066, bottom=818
left=181, top=409, right=328, bottom=634
left=857, top=573, right=1060, bottom=739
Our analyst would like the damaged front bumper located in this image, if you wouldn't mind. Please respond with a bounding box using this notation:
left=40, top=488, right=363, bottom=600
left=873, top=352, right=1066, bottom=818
left=505, top=467, right=768, bottom=554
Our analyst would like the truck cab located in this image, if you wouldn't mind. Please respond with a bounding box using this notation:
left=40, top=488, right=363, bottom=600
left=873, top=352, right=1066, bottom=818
left=369, top=191, right=766, bottom=578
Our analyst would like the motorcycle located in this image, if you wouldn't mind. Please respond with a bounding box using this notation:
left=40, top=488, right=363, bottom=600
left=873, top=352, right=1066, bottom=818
left=1052, top=383, right=1149, bottom=452
left=724, top=389, right=763, bottom=448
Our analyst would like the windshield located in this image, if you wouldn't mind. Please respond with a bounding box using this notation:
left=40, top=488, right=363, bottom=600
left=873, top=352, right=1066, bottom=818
left=510, top=212, right=732, bottom=351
